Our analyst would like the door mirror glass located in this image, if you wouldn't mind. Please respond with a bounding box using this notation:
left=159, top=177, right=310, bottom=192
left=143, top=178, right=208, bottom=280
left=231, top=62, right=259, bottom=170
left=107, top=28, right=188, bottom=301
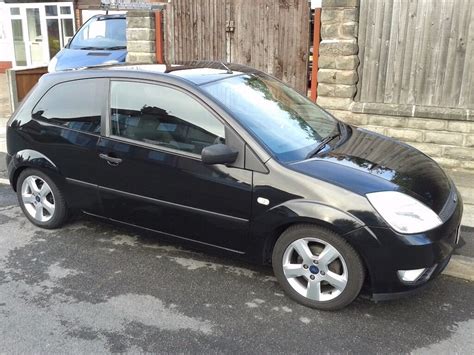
left=201, top=144, right=238, bottom=165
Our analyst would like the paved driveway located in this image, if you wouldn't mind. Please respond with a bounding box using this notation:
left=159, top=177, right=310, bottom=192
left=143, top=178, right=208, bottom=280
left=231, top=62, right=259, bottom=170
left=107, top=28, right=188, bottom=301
left=0, top=184, right=473, bottom=353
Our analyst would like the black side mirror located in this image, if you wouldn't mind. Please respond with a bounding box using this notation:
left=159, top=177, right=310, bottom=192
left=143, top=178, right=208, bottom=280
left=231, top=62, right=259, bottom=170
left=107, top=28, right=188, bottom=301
left=201, top=144, right=238, bottom=165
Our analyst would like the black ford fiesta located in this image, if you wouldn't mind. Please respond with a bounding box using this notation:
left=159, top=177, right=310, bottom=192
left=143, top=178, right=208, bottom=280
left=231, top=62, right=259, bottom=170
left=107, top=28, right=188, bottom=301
left=5, top=62, right=463, bottom=310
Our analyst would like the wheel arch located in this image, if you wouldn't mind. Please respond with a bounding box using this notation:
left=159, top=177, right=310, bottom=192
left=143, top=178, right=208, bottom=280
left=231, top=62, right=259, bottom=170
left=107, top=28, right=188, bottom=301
left=257, top=199, right=372, bottom=264
left=9, top=149, right=63, bottom=191
left=262, top=218, right=374, bottom=298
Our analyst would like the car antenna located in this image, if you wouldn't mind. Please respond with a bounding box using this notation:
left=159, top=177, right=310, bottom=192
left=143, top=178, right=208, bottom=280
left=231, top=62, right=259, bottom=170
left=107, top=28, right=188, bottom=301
left=220, top=61, right=233, bottom=74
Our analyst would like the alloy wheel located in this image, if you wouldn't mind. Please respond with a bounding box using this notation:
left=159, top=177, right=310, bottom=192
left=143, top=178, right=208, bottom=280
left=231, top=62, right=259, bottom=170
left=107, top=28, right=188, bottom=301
left=282, top=237, right=348, bottom=302
left=21, top=175, right=56, bottom=223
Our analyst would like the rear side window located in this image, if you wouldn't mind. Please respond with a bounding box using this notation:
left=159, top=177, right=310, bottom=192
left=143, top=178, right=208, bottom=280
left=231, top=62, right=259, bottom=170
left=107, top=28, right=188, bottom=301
left=32, top=79, right=105, bottom=134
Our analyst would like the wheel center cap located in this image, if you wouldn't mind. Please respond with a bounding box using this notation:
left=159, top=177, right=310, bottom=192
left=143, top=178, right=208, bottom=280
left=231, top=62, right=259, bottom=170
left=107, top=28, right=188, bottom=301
left=35, top=196, right=41, bottom=202
left=309, top=265, right=319, bottom=274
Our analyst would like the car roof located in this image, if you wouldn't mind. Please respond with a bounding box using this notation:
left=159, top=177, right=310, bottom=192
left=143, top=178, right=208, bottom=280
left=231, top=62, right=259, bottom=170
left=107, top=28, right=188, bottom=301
left=81, top=61, right=259, bottom=85
left=91, top=14, right=126, bottom=20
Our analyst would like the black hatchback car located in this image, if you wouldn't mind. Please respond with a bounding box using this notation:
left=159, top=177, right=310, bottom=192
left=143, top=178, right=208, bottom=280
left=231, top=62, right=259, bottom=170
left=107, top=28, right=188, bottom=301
left=6, top=62, right=463, bottom=310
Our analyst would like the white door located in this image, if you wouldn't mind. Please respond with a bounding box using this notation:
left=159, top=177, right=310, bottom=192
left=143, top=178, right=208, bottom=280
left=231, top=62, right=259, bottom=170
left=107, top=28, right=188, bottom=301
left=24, top=6, right=48, bottom=66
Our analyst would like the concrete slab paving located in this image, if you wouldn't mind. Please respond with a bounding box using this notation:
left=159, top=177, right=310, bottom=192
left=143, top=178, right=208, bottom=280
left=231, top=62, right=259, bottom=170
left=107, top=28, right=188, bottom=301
left=444, top=255, right=474, bottom=281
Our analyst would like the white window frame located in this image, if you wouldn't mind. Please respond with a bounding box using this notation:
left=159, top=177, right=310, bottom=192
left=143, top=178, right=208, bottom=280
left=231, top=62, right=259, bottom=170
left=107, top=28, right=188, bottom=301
left=6, top=2, right=75, bottom=68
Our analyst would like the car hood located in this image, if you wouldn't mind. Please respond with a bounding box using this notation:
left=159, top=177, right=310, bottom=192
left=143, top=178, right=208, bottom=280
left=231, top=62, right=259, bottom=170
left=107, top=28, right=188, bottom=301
left=53, top=48, right=127, bottom=71
left=289, top=127, right=451, bottom=213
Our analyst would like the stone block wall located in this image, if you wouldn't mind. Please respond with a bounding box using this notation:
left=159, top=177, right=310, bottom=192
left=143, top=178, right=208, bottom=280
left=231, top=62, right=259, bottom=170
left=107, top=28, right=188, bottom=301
left=330, top=109, right=474, bottom=170
left=316, top=0, right=474, bottom=170
left=126, top=11, right=156, bottom=63
left=317, top=0, right=359, bottom=111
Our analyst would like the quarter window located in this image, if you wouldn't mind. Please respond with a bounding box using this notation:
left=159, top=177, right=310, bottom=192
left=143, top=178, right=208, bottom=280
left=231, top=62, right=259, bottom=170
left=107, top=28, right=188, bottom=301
left=32, top=79, right=104, bottom=134
left=110, top=81, right=225, bottom=155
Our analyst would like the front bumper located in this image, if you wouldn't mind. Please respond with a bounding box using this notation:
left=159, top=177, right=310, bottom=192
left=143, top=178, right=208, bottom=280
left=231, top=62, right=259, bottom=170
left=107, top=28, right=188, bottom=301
left=346, top=191, right=463, bottom=299
left=370, top=254, right=452, bottom=301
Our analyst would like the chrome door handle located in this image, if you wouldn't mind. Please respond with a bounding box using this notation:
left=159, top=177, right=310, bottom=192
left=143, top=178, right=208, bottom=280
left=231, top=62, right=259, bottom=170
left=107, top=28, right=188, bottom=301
left=99, top=153, right=122, bottom=166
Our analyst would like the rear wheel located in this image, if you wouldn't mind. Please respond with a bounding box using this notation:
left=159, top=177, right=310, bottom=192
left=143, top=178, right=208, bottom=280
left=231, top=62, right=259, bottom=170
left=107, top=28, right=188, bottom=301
left=17, top=169, right=68, bottom=229
left=272, top=224, right=364, bottom=310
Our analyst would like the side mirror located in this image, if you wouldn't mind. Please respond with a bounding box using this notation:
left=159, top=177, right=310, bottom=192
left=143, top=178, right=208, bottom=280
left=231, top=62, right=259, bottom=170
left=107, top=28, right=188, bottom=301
left=201, top=144, right=238, bottom=165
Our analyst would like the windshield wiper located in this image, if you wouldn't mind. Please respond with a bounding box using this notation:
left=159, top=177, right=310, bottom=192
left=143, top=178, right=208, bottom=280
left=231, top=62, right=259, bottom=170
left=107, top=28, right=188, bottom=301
left=78, top=46, right=108, bottom=50
left=105, top=46, right=126, bottom=50
left=306, top=133, right=341, bottom=159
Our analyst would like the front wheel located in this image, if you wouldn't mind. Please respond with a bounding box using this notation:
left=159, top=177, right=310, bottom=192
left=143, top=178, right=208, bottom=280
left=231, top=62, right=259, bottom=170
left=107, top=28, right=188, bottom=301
left=272, top=224, right=365, bottom=310
left=17, top=169, right=68, bottom=229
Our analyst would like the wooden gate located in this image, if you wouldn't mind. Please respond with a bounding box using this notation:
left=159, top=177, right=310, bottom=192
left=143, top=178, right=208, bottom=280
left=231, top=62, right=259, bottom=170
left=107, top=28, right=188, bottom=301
left=164, top=0, right=227, bottom=62
left=163, top=0, right=310, bottom=93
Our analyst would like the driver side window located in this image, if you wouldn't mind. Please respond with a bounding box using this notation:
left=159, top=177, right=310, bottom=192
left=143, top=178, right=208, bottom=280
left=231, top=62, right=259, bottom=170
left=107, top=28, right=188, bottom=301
left=110, top=81, right=225, bottom=155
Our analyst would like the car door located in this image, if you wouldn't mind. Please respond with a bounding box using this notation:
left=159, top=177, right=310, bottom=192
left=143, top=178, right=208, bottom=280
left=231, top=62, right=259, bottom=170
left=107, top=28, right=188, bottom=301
left=95, top=79, right=253, bottom=252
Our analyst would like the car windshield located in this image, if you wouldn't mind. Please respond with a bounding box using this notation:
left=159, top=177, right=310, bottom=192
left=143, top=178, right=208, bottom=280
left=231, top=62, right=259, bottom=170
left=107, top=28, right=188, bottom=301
left=69, top=17, right=126, bottom=50
left=202, top=73, right=339, bottom=162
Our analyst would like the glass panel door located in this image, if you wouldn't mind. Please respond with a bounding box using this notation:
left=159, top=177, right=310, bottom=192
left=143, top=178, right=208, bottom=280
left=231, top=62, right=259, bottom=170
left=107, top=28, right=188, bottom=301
left=9, top=3, right=75, bottom=66
left=26, top=8, right=44, bottom=65
left=11, top=19, right=27, bottom=66
left=61, top=18, right=74, bottom=46
left=47, top=19, right=60, bottom=58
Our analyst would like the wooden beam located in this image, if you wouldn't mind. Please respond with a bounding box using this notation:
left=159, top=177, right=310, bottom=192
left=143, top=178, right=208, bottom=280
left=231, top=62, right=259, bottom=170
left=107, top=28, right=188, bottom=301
left=155, top=10, right=164, bottom=63
left=310, top=8, right=321, bottom=102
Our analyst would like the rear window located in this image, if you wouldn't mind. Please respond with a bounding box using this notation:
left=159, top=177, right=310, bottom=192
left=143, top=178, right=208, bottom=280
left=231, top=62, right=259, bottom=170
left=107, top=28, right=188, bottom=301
left=32, top=79, right=105, bottom=134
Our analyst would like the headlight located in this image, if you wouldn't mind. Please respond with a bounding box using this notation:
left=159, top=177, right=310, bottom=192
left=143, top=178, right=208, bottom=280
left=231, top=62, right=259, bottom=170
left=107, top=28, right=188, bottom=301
left=366, top=191, right=442, bottom=234
left=48, top=56, right=58, bottom=73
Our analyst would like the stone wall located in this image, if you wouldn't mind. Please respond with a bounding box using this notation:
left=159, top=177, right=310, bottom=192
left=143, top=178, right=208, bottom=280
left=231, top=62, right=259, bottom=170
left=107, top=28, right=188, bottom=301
left=317, top=0, right=359, bottom=111
left=316, top=0, right=474, bottom=170
left=330, top=109, right=474, bottom=170
left=126, top=11, right=156, bottom=64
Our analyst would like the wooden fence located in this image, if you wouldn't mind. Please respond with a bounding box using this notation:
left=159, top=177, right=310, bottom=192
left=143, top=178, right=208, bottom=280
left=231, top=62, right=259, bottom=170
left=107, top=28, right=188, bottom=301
left=7, top=66, right=48, bottom=111
left=356, top=0, right=474, bottom=109
left=164, top=0, right=227, bottom=63
left=164, top=0, right=310, bottom=93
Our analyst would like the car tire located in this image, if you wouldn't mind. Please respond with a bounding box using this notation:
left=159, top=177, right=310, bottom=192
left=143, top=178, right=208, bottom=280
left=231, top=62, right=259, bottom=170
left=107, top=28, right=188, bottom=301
left=272, top=224, right=364, bottom=311
left=16, top=169, right=68, bottom=229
